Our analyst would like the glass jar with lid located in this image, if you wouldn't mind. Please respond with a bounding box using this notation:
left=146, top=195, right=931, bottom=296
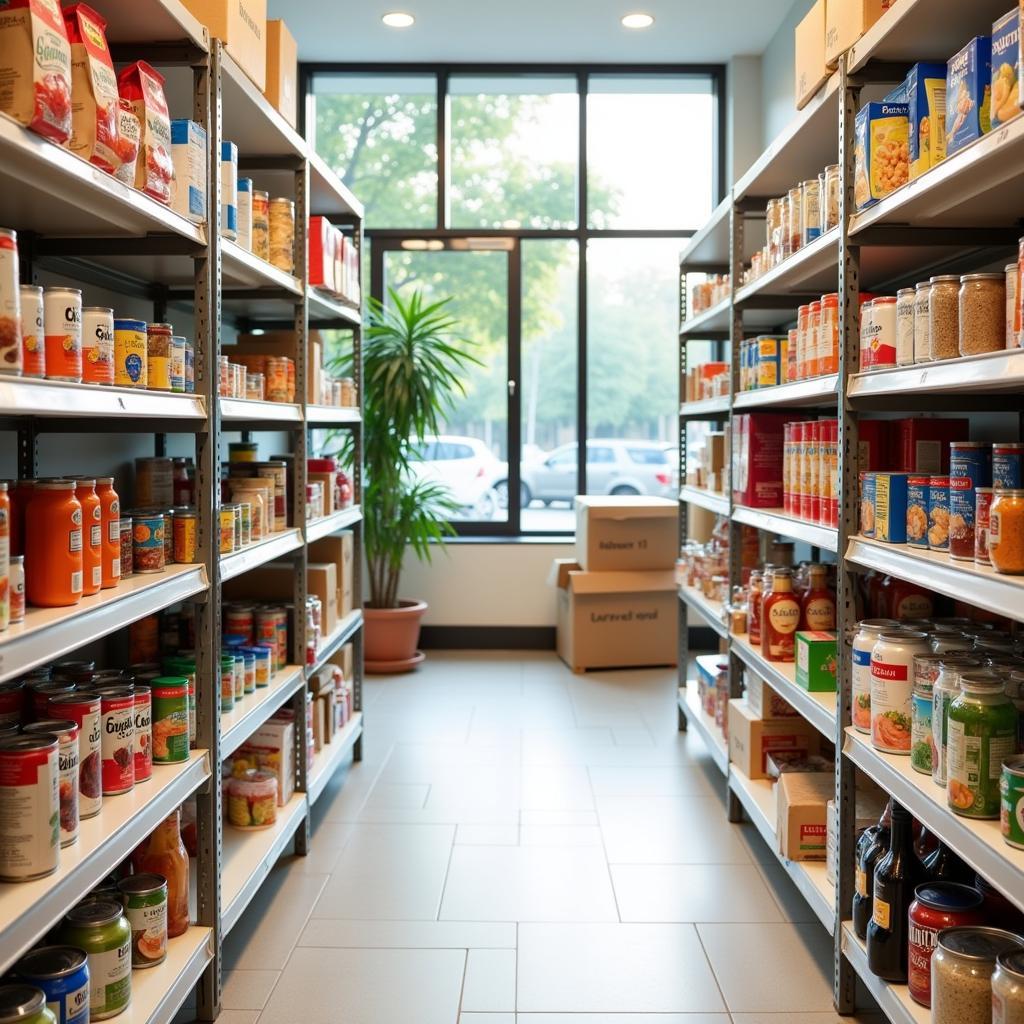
left=929, top=275, right=961, bottom=360
left=914, top=281, right=931, bottom=363
left=851, top=619, right=899, bottom=734
left=931, top=656, right=983, bottom=788
left=932, top=927, right=1024, bottom=1024
left=993, top=947, right=1024, bottom=1023
left=989, top=489, right=1024, bottom=575
left=870, top=630, right=931, bottom=754
left=960, top=273, right=1006, bottom=356
left=823, top=164, right=840, bottom=231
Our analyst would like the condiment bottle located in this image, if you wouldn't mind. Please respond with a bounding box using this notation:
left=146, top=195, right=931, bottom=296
left=25, top=480, right=83, bottom=608
left=761, top=567, right=801, bottom=663
left=801, top=564, right=836, bottom=630
left=137, top=810, right=190, bottom=937
left=95, top=478, right=121, bottom=590
left=866, top=801, right=924, bottom=981
left=853, top=800, right=891, bottom=939
left=747, top=570, right=764, bottom=646
left=72, top=478, right=102, bottom=597
left=923, top=841, right=974, bottom=883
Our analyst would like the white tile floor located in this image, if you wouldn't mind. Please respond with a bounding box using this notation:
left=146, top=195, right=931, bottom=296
left=218, top=651, right=883, bottom=1023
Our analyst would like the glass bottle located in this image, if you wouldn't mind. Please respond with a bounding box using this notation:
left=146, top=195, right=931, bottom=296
left=867, top=802, right=924, bottom=981
left=853, top=801, right=892, bottom=939
left=801, top=564, right=836, bottom=631
left=923, top=841, right=974, bottom=884
left=761, top=567, right=801, bottom=663
left=748, top=571, right=764, bottom=646
left=138, top=809, right=190, bottom=937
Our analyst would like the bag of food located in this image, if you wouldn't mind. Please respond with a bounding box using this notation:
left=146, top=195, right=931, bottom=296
left=64, top=3, right=120, bottom=172
left=112, top=98, right=141, bottom=185
left=0, top=0, right=72, bottom=143
left=117, top=60, right=174, bottom=204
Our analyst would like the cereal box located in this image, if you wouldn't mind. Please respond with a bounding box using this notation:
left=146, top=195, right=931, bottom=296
left=906, top=475, right=930, bottom=548
left=991, top=8, right=1021, bottom=129
left=170, top=118, right=207, bottom=224
left=757, top=335, right=787, bottom=389
left=874, top=471, right=909, bottom=543
left=732, top=413, right=786, bottom=508
left=854, top=101, right=909, bottom=209
left=905, top=63, right=948, bottom=179
left=945, top=36, right=992, bottom=156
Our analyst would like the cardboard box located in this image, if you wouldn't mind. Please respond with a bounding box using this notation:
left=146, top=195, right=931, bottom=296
left=264, top=20, right=297, bottom=128
left=551, top=559, right=678, bottom=673
left=574, top=496, right=678, bottom=572
left=795, top=0, right=829, bottom=109
left=854, top=101, right=909, bottom=210
left=905, top=63, right=949, bottom=179
left=826, top=0, right=891, bottom=67
left=777, top=771, right=832, bottom=861
left=728, top=699, right=820, bottom=781
left=874, top=472, right=909, bottom=543
left=237, top=719, right=294, bottom=805
left=991, top=8, right=1021, bottom=129
left=732, top=413, right=786, bottom=508
left=308, top=562, right=338, bottom=636
left=745, top=669, right=801, bottom=718
left=309, top=533, right=354, bottom=620
left=795, top=631, right=838, bottom=692
left=946, top=36, right=992, bottom=156
left=170, top=119, right=207, bottom=224
left=341, top=643, right=353, bottom=683
left=180, top=0, right=267, bottom=91
left=312, top=694, right=325, bottom=752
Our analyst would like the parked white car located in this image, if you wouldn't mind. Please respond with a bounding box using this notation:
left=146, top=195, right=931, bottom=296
left=407, top=435, right=504, bottom=520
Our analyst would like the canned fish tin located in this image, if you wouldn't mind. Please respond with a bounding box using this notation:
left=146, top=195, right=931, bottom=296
left=150, top=677, right=189, bottom=763
left=132, top=685, right=152, bottom=783
left=906, top=475, right=930, bottom=548
left=43, top=288, right=82, bottom=382
left=129, top=510, right=165, bottom=573
left=0, top=735, right=59, bottom=880
left=47, top=693, right=101, bottom=819
left=117, top=872, right=168, bottom=968
left=1001, top=756, right=1024, bottom=849
left=95, top=686, right=134, bottom=796
left=0, top=986, right=58, bottom=1024
left=22, top=720, right=79, bottom=846
left=113, top=319, right=147, bottom=388
left=58, top=900, right=131, bottom=1021
left=172, top=508, right=197, bottom=563
left=169, top=336, right=186, bottom=393
left=928, top=475, right=951, bottom=551
left=80, top=307, right=114, bottom=385
left=993, top=442, right=1024, bottom=488
left=20, top=284, right=45, bottom=377
left=12, top=946, right=90, bottom=1024
left=950, top=442, right=992, bottom=561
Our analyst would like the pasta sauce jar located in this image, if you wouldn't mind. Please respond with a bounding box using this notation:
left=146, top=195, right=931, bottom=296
left=25, top=480, right=83, bottom=608
left=989, top=489, right=1024, bottom=575
left=907, top=883, right=984, bottom=1006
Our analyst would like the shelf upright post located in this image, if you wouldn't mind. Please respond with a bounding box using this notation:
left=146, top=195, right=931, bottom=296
left=194, top=36, right=223, bottom=1024
left=350, top=214, right=365, bottom=762
left=833, top=55, right=862, bottom=1017
left=677, top=258, right=690, bottom=731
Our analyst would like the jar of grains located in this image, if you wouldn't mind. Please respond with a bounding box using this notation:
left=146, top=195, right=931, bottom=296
left=914, top=281, right=931, bottom=363
left=896, top=288, right=916, bottom=365
left=929, top=275, right=961, bottom=360
left=268, top=198, right=295, bottom=273
left=959, top=273, right=1006, bottom=356
left=931, top=927, right=1024, bottom=1024
left=989, top=489, right=1024, bottom=574
left=993, top=948, right=1024, bottom=1024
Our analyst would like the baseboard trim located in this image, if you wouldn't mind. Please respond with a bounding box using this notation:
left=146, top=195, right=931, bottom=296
left=419, top=626, right=718, bottom=652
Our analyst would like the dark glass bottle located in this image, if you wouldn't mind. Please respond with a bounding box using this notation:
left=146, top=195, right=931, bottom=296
left=914, top=823, right=939, bottom=861
left=853, top=814, right=890, bottom=939
left=867, top=802, right=923, bottom=981
left=923, top=842, right=973, bottom=884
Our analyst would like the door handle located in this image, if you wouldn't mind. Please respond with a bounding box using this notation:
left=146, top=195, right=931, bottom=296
left=507, top=380, right=516, bottom=396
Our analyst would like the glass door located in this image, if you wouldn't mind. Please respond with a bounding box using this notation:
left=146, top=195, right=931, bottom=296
left=374, top=237, right=521, bottom=533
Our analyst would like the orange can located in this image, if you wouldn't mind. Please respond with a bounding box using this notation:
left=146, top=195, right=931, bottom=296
left=25, top=479, right=83, bottom=608
left=265, top=356, right=289, bottom=402
left=95, top=477, right=121, bottom=589
left=72, top=478, right=102, bottom=596
left=43, top=287, right=83, bottom=383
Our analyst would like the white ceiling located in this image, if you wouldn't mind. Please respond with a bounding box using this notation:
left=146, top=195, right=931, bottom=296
left=273, top=0, right=795, bottom=64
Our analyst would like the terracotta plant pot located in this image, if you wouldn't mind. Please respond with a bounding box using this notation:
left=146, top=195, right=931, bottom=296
left=363, top=599, right=428, bottom=674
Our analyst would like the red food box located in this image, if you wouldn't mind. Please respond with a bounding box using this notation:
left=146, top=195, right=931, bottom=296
left=856, top=419, right=889, bottom=471
left=308, top=215, right=338, bottom=293
left=732, top=413, right=787, bottom=508
left=895, top=418, right=970, bottom=473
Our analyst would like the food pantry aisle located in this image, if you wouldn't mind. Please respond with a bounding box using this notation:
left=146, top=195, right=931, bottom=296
left=214, top=652, right=880, bottom=1023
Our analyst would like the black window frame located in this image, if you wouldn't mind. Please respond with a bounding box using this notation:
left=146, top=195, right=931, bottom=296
left=301, top=62, right=727, bottom=537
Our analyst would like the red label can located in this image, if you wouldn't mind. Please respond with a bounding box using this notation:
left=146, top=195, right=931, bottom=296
left=133, top=685, right=152, bottom=784
left=95, top=686, right=135, bottom=795
left=0, top=735, right=59, bottom=881
left=907, top=883, right=984, bottom=1007
left=225, top=604, right=254, bottom=643
left=48, top=692, right=102, bottom=819
left=23, top=719, right=80, bottom=847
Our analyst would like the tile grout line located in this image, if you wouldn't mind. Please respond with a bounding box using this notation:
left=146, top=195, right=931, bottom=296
left=693, top=920, right=734, bottom=1019
left=585, top=762, right=623, bottom=925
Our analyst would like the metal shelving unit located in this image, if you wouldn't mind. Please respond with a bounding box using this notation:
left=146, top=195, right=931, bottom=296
left=0, top=15, right=365, bottom=1018
left=677, top=2, right=1024, bottom=1018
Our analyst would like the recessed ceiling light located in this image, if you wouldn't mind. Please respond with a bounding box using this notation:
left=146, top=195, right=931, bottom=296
left=621, top=12, right=654, bottom=28
left=382, top=11, right=414, bottom=27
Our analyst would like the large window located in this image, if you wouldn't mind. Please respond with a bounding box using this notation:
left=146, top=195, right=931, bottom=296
left=309, top=67, right=722, bottom=534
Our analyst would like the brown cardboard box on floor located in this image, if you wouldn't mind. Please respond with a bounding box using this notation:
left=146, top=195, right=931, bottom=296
left=826, top=0, right=891, bottom=67
left=727, top=699, right=820, bottom=780
left=550, top=559, right=677, bottom=673
left=180, top=0, right=267, bottom=90
left=795, top=0, right=830, bottom=108
left=777, top=771, right=833, bottom=861
left=264, top=20, right=297, bottom=128
left=574, top=496, right=678, bottom=572
left=308, top=532, right=354, bottom=620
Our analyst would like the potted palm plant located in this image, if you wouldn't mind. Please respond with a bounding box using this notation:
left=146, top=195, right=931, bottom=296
left=329, top=288, right=478, bottom=673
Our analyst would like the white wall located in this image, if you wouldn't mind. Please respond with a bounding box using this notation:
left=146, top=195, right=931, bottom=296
left=727, top=56, right=764, bottom=187
left=760, top=0, right=815, bottom=146
left=399, top=542, right=574, bottom=627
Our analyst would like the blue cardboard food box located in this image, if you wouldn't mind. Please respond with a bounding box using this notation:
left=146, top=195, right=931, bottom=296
left=946, top=36, right=992, bottom=155
left=905, top=63, right=948, bottom=178
left=991, top=8, right=1021, bottom=129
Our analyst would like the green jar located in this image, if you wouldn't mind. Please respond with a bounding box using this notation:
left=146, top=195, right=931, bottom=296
left=150, top=677, right=190, bottom=763
left=58, top=900, right=131, bottom=1020
left=0, top=985, right=57, bottom=1024
left=947, top=673, right=1019, bottom=819
left=117, top=872, right=168, bottom=968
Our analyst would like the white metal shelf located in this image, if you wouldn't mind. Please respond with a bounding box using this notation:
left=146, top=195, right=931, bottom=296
left=0, top=564, right=208, bottom=684
left=731, top=633, right=837, bottom=740
left=678, top=584, right=729, bottom=639
left=309, top=610, right=364, bottom=677
left=308, top=288, right=362, bottom=326
left=733, top=375, right=838, bottom=410
left=679, top=395, right=730, bottom=418
left=840, top=924, right=928, bottom=1024
left=220, top=666, right=305, bottom=759
left=678, top=196, right=734, bottom=270
left=219, top=397, right=303, bottom=424
left=735, top=227, right=840, bottom=305
left=0, top=377, right=207, bottom=422
left=679, top=682, right=728, bottom=776
left=305, top=404, right=362, bottom=427
left=222, top=238, right=302, bottom=295
left=846, top=535, right=1024, bottom=625
left=0, top=751, right=210, bottom=974
left=219, top=528, right=304, bottom=583
left=680, top=296, right=732, bottom=337
left=679, top=485, right=729, bottom=517
left=92, top=0, right=208, bottom=49
left=728, top=764, right=836, bottom=935
left=307, top=712, right=364, bottom=805
left=308, top=151, right=365, bottom=219
left=844, top=727, right=1024, bottom=913
left=732, top=506, right=838, bottom=552
left=221, top=792, right=308, bottom=935
left=306, top=506, right=362, bottom=544
left=849, top=348, right=1024, bottom=401
left=118, top=926, right=213, bottom=1024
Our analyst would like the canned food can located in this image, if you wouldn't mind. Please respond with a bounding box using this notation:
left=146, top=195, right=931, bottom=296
left=251, top=645, right=273, bottom=686
left=113, top=319, right=147, bottom=388
left=44, top=287, right=83, bottom=382
left=129, top=510, right=166, bottom=573
left=253, top=461, right=288, bottom=523
left=132, top=686, right=152, bottom=783
left=232, top=651, right=245, bottom=701
left=220, top=656, right=235, bottom=712
left=150, top=678, right=189, bottom=763
left=162, top=509, right=174, bottom=565
left=949, top=442, right=993, bottom=561
left=928, top=476, right=950, bottom=551
left=146, top=323, right=172, bottom=391
left=241, top=649, right=256, bottom=694
left=135, top=456, right=173, bottom=507
left=119, top=518, right=133, bottom=576
left=12, top=946, right=90, bottom=1024
left=0, top=734, right=60, bottom=881
left=47, top=692, right=102, bottom=819
left=993, top=442, right=1024, bottom=488
left=0, top=679, right=24, bottom=726
left=170, top=336, right=186, bottom=393
left=58, top=900, right=132, bottom=1020
left=0, top=229, right=23, bottom=375
left=1001, top=756, right=1024, bottom=849
left=225, top=604, right=254, bottom=642
left=184, top=341, right=194, bottom=393
left=95, top=687, right=134, bottom=795
left=229, top=442, right=259, bottom=462
left=20, top=284, right=45, bottom=377
left=81, top=307, right=114, bottom=385
left=229, top=503, right=242, bottom=550
left=172, top=508, right=197, bottom=563
left=236, top=500, right=252, bottom=547
left=906, top=476, right=930, bottom=549
left=117, top=873, right=168, bottom=968
left=22, top=720, right=79, bottom=846
left=269, top=197, right=295, bottom=273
